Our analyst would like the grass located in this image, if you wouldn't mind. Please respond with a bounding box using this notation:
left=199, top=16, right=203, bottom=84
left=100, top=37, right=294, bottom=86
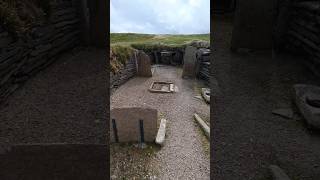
left=110, top=45, right=135, bottom=73
left=111, top=33, right=210, bottom=48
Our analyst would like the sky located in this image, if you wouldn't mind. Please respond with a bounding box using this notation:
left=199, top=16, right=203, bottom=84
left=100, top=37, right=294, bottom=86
left=110, top=0, right=210, bottom=34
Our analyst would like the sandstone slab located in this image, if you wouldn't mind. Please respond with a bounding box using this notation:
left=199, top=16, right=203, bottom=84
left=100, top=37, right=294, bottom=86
left=110, top=107, right=157, bottom=142
left=182, top=46, right=197, bottom=78
left=194, top=113, right=210, bottom=139
left=137, top=51, right=152, bottom=77
left=155, top=118, right=167, bottom=146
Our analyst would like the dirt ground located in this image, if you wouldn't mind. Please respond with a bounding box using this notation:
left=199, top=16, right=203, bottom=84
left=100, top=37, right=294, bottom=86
left=0, top=48, right=107, bottom=144
left=211, top=15, right=320, bottom=179
left=110, top=65, right=210, bottom=179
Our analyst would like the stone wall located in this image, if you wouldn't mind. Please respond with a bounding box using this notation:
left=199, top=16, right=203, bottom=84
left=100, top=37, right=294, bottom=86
left=196, top=48, right=211, bottom=85
left=150, top=50, right=184, bottom=65
left=110, top=55, right=137, bottom=89
left=283, top=1, right=320, bottom=77
left=231, top=0, right=274, bottom=50
left=0, top=0, right=81, bottom=104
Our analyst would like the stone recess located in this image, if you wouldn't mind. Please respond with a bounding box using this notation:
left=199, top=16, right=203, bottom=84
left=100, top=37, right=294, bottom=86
left=137, top=51, right=152, bottom=77
left=110, top=107, right=158, bottom=143
left=294, top=84, right=320, bottom=129
left=196, top=48, right=211, bottom=85
left=0, top=0, right=81, bottom=104
left=182, top=46, right=197, bottom=78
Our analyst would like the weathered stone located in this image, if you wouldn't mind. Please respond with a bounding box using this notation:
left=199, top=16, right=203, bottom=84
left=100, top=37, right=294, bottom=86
left=182, top=46, right=197, bottom=78
left=0, top=47, right=21, bottom=63
left=172, top=51, right=183, bottom=65
left=0, top=35, right=14, bottom=49
left=31, top=44, right=52, bottom=57
left=294, top=84, right=320, bottom=129
left=31, top=25, right=55, bottom=39
left=201, top=88, right=210, bottom=103
left=55, top=19, right=79, bottom=29
left=160, top=51, right=173, bottom=64
left=110, top=58, right=137, bottom=89
left=189, top=40, right=210, bottom=48
left=52, top=13, right=77, bottom=23
left=272, top=108, right=294, bottom=119
left=149, top=81, right=175, bottom=93
left=137, top=51, right=152, bottom=77
left=194, top=113, right=210, bottom=139
left=110, top=108, right=158, bottom=143
left=269, top=165, right=291, bottom=180
left=155, top=118, right=167, bottom=146
left=52, top=8, right=76, bottom=17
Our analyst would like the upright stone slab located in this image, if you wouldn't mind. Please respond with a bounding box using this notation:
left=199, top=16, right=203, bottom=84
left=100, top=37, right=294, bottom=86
left=110, top=108, right=157, bottom=142
left=137, top=51, right=152, bottom=77
left=182, top=46, right=197, bottom=78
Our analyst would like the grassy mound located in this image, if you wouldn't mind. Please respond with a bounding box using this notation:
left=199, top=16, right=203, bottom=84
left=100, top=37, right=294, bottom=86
left=110, top=33, right=210, bottom=72
left=110, top=45, right=135, bottom=73
left=111, top=33, right=209, bottom=47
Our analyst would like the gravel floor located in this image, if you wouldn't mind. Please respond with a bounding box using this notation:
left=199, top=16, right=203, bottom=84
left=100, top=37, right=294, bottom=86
left=0, top=48, right=107, bottom=144
left=211, top=15, right=320, bottom=179
left=111, top=65, right=210, bottom=179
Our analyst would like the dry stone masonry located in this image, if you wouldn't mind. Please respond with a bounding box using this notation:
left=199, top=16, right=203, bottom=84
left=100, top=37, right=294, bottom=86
left=196, top=48, right=211, bottom=85
left=0, top=0, right=81, bottom=104
left=110, top=55, right=137, bottom=89
left=285, top=1, right=320, bottom=77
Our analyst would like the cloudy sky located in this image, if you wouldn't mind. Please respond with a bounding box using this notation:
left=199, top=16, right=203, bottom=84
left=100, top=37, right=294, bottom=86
left=110, top=0, right=210, bottom=34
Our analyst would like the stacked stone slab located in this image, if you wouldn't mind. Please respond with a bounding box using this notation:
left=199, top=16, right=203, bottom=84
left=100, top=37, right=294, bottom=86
left=285, top=1, right=320, bottom=77
left=110, top=55, right=137, bottom=89
left=0, top=1, right=80, bottom=104
left=196, top=48, right=211, bottom=85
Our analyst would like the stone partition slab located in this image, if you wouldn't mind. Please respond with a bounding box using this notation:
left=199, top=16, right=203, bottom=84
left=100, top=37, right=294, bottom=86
left=137, top=51, right=152, bottom=77
left=110, top=108, right=157, bottom=143
left=182, top=46, right=197, bottom=78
